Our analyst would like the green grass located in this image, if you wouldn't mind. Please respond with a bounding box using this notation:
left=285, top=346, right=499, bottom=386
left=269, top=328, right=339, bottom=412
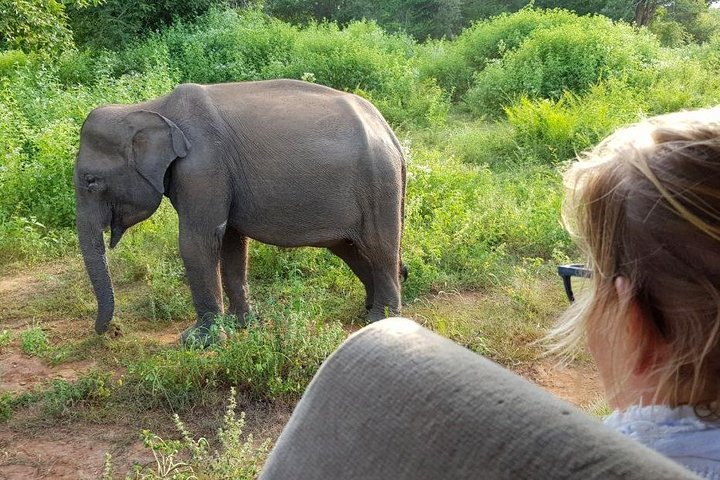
left=0, top=330, right=11, bottom=351
left=20, top=325, right=50, bottom=357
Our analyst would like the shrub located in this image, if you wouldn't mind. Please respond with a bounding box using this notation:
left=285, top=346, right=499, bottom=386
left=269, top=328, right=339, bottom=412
left=152, top=7, right=297, bottom=83
left=402, top=145, right=568, bottom=297
left=0, top=216, right=76, bottom=266
left=217, top=314, right=345, bottom=399
left=0, top=49, right=34, bottom=76
left=465, top=15, right=659, bottom=116
left=264, top=19, right=448, bottom=127
left=446, top=120, right=519, bottom=167
left=67, top=0, right=240, bottom=50
left=104, top=388, right=269, bottom=479
left=642, top=48, right=720, bottom=114
left=41, top=370, right=112, bottom=416
left=417, top=8, right=581, bottom=100
left=0, top=330, right=11, bottom=351
left=0, top=0, right=74, bottom=55
left=505, top=79, right=646, bottom=164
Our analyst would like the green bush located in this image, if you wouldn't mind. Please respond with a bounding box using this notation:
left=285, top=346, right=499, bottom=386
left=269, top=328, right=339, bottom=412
left=0, top=49, right=34, bottom=76
left=41, top=370, right=112, bottom=416
left=402, top=145, right=568, bottom=297
left=152, top=7, right=296, bottom=83
left=649, top=16, right=692, bottom=47
left=417, top=8, right=581, bottom=100
left=505, top=78, right=646, bottom=164
left=20, top=325, right=50, bottom=357
left=642, top=48, right=720, bottom=114
left=446, top=120, right=519, bottom=167
left=465, top=16, right=660, bottom=116
left=217, top=314, right=344, bottom=399
left=67, top=0, right=239, bottom=50
left=0, top=216, right=76, bottom=266
left=264, top=20, right=448, bottom=127
left=0, top=0, right=74, bottom=54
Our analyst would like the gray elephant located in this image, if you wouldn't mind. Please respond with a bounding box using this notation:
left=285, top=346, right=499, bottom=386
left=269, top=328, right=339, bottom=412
left=74, top=79, right=406, bottom=345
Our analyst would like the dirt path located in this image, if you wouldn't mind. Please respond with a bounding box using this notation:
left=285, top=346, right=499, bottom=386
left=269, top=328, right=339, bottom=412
left=0, top=264, right=602, bottom=479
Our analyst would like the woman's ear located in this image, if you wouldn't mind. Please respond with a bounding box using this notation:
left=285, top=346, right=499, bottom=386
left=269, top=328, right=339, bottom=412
left=614, top=276, right=669, bottom=375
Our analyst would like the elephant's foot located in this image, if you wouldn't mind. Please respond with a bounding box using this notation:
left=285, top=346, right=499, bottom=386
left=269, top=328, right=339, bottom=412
left=180, top=320, right=227, bottom=348
left=230, top=308, right=259, bottom=329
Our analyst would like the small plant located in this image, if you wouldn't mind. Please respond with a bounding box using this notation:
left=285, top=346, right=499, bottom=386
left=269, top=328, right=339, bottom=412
left=106, top=388, right=270, bottom=479
left=0, top=393, right=14, bottom=422
left=584, top=396, right=612, bottom=418
left=41, top=370, right=112, bottom=417
left=0, top=330, right=11, bottom=351
left=0, top=391, right=38, bottom=422
left=20, top=325, right=50, bottom=357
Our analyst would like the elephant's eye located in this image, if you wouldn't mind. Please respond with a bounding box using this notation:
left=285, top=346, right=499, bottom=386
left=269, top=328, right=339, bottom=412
left=85, top=174, right=102, bottom=192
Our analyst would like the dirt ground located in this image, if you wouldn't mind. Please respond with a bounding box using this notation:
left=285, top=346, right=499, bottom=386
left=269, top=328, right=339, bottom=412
left=0, top=265, right=601, bottom=479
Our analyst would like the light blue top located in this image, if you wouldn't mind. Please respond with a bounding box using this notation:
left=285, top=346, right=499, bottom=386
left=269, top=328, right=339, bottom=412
left=605, top=405, right=720, bottom=479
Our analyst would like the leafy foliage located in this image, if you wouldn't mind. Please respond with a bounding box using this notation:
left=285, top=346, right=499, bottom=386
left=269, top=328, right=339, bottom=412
left=0, top=0, right=73, bottom=54
left=265, top=0, right=466, bottom=39
left=66, top=0, right=256, bottom=49
left=19, top=324, right=50, bottom=356
left=416, top=8, right=582, bottom=100
left=465, top=14, right=660, bottom=116
left=103, top=388, right=269, bottom=479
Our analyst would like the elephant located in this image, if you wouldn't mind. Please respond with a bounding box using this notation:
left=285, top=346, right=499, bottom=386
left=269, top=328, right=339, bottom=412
left=74, top=79, right=407, bottom=345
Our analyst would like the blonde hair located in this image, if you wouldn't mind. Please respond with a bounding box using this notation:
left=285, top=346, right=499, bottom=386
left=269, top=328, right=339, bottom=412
left=551, top=107, right=720, bottom=408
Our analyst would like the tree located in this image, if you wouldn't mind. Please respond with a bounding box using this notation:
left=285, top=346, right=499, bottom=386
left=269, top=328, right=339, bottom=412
left=0, top=0, right=103, bottom=55
left=266, top=0, right=465, bottom=39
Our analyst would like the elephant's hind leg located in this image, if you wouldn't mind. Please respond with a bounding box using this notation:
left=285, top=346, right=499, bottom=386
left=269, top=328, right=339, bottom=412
left=220, top=227, right=251, bottom=326
left=362, top=240, right=401, bottom=323
left=329, top=241, right=374, bottom=310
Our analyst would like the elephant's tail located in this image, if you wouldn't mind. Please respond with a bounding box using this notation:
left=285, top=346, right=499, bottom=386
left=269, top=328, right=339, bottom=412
left=398, top=139, right=408, bottom=282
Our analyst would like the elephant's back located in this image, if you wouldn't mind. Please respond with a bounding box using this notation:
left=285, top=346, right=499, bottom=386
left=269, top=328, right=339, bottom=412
left=204, top=79, right=349, bottom=106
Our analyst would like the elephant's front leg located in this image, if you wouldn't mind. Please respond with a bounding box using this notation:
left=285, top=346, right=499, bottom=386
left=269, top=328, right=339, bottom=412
left=220, top=227, right=251, bottom=326
left=178, top=228, right=225, bottom=346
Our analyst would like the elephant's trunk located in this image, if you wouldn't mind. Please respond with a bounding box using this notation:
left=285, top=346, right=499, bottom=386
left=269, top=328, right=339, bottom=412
left=77, top=207, right=115, bottom=334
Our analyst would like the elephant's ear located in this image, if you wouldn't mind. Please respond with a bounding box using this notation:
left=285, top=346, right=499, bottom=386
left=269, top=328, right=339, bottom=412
left=125, top=110, right=191, bottom=194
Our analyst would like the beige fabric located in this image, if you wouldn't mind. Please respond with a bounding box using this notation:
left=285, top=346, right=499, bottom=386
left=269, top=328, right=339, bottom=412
left=260, top=318, right=699, bottom=479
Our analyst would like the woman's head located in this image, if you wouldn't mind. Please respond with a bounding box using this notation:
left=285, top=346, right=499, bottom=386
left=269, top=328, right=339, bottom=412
left=555, top=107, right=720, bottom=409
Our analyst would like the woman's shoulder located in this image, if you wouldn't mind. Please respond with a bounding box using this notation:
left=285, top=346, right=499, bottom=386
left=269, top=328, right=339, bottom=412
left=605, top=404, right=720, bottom=479
left=605, top=405, right=719, bottom=436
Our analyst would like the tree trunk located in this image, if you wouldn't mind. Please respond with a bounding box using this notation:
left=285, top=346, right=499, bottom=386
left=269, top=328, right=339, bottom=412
left=634, top=0, right=657, bottom=27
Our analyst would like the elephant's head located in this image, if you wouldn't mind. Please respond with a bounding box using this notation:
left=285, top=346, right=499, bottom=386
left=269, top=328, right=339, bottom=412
left=74, top=107, right=190, bottom=334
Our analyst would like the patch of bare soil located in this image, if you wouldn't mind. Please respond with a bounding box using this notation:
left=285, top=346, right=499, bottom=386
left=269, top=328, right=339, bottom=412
left=0, top=423, right=150, bottom=480
left=0, top=352, right=96, bottom=394
left=0, top=398, right=294, bottom=480
left=519, top=361, right=602, bottom=409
